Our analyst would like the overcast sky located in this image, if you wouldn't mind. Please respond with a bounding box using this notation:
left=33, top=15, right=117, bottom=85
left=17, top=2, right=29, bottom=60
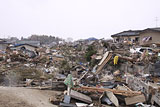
left=0, top=0, right=160, bottom=40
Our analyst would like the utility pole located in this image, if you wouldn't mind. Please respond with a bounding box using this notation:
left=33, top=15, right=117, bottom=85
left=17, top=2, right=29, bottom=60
left=155, top=17, right=158, bottom=27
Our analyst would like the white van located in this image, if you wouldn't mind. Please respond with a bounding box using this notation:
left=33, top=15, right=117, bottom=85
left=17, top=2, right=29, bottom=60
left=130, top=47, right=154, bottom=55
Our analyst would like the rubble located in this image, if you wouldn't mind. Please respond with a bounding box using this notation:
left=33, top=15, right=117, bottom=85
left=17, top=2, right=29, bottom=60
left=0, top=37, right=160, bottom=106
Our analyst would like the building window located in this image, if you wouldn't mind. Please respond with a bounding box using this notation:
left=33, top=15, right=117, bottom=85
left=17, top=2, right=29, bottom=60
left=128, top=38, right=131, bottom=41
left=149, top=37, right=152, bottom=40
left=135, top=37, right=139, bottom=42
left=146, top=37, right=152, bottom=41
left=116, top=38, right=119, bottom=42
left=142, top=36, right=152, bottom=42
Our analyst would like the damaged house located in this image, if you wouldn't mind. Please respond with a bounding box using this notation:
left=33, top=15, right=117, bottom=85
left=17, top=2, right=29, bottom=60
left=111, top=27, right=160, bottom=46
left=11, top=44, right=38, bottom=52
left=15, top=40, right=40, bottom=47
left=10, top=44, right=38, bottom=58
left=139, top=27, right=160, bottom=46
left=111, top=30, right=142, bottom=44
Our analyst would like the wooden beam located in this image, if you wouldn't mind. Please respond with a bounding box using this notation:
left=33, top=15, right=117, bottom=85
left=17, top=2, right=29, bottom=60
left=119, top=56, right=136, bottom=62
left=70, top=90, right=92, bottom=104
left=95, top=53, right=112, bottom=75
left=125, top=94, right=146, bottom=105
left=74, top=86, right=142, bottom=97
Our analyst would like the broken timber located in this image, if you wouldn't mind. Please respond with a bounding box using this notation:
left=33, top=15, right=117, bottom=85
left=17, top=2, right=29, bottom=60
left=125, top=94, right=146, bottom=105
left=70, top=90, right=92, bottom=104
left=106, top=91, right=119, bottom=107
left=76, top=71, right=89, bottom=84
left=74, top=86, right=142, bottom=97
left=95, top=52, right=112, bottom=75
left=118, top=56, right=136, bottom=62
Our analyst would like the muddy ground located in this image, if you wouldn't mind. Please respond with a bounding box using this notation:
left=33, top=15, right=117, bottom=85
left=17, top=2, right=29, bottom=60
left=0, top=86, right=60, bottom=107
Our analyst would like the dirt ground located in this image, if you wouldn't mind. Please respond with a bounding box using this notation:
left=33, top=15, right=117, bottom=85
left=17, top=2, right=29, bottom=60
left=0, top=86, right=60, bottom=107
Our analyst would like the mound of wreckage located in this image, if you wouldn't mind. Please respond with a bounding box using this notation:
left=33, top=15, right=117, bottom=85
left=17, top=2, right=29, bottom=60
left=0, top=40, right=160, bottom=107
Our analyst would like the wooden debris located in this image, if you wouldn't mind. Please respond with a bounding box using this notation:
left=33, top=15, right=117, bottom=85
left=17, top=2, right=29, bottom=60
left=26, top=79, right=34, bottom=86
left=49, top=96, right=60, bottom=105
left=125, top=94, right=146, bottom=105
left=122, top=84, right=133, bottom=91
left=26, top=86, right=52, bottom=90
left=76, top=71, right=89, bottom=84
left=49, top=96, right=55, bottom=103
left=74, top=86, right=142, bottom=97
left=59, top=103, right=77, bottom=107
left=95, top=53, right=112, bottom=75
left=106, top=91, right=119, bottom=107
left=151, top=90, right=160, bottom=106
left=126, top=76, right=150, bottom=99
left=119, top=56, right=136, bottom=62
left=70, top=89, right=92, bottom=104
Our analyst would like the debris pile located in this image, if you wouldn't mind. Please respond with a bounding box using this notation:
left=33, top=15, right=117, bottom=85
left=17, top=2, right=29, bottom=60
left=0, top=38, right=160, bottom=106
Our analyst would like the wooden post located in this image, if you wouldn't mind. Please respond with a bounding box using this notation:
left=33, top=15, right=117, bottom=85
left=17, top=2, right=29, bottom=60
left=51, top=78, right=53, bottom=90
left=67, top=86, right=71, bottom=95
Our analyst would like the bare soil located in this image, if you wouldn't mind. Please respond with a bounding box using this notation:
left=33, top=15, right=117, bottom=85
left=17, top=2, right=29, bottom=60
left=0, top=86, right=60, bottom=107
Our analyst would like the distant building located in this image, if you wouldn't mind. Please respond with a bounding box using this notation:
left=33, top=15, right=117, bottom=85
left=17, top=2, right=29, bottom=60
left=85, top=37, right=98, bottom=41
left=0, top=39, right=10, bottom=51
left=6, top=37, right=19, bottom=44
left=11, top=44, right=38, bottom=52
left=15, top=40, right=40, bottom=47
left=111, top=27, right=160, bottom=46
left=111, top=30, right=142, bottom=44
left=10, top=44, right=38, bottom=58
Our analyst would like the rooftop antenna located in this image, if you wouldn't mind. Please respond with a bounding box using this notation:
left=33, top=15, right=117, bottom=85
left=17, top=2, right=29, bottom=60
left=155, top=17, right=158, bottom=27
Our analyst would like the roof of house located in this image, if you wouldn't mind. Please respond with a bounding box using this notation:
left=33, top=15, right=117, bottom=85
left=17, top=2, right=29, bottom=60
left=142, top=27, right=160, bottom=32
left=0, top=39, right=11, bottom=44
left=13, top=44, right=38, bottom=48
left=16, top=40, right=40, bottom=46
left=111, top=30, right=142, bottom=37
left=86, top=37, right=98, bottom=41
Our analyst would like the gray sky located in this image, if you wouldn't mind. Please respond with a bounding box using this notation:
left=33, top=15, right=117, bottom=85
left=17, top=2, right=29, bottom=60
left=0, top=0, right=160, bottom=40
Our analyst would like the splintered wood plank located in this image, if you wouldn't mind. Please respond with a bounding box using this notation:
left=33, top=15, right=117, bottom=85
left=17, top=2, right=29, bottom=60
left=106, top=91, right=119, bottom=107
left=74, top=86, right=142, bottom=97
left=95, top=53, right=112, bottom=75
left=125, top=94, right=146, bottom=105
left=70, top=90, right=92, bottom=104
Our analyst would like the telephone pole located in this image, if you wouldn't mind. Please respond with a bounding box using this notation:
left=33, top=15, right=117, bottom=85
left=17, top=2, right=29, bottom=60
left=155, top=17, right=158, bottom=27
